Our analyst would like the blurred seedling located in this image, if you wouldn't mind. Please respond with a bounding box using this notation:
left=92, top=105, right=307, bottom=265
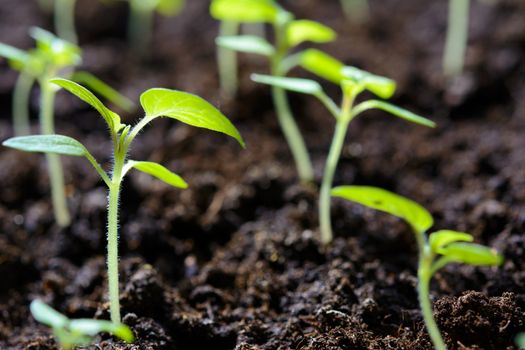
left=332, top=185, right=503, bottom=350
left=443, top=0, right=470, bottom=77
left=0, top=28, right=133, bottom=227
left=30, top=299, right=134, bottom=349
left=252, top=49, right=435, bottom=244
left=211, top=0, right=336, bottom=183
left=4, top=79, right=244, bottom=323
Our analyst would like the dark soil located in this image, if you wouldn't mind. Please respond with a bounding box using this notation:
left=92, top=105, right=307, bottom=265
left=1, top=0, right=525, bottom=349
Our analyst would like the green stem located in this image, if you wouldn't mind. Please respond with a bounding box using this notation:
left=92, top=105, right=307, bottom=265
left=40, top=80, right=71, bottom=227
left=128, top=0, right=154, bottom=56
left=218, top=21, right=240, bottom=98
left=270, top=21, right=314, bottom=184
left=340, top=0, right=369, bottom=23
left=319, top=118, right=350, bottom=244
left=13, top=71, right=34, bottom=136
left=54, top=0, right=78, bottom=44
left=107, top=155, right=125, bottom=324
left=443, top=0, right=470, bottom=77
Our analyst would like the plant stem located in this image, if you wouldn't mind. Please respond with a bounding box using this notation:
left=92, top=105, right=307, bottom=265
left=54, top=0, right=78, bottom=44
left=40, top=80, right=71, bottom=227
left=128, top=0, right=154, bottom=56
left=218, top=21, right=240, bottom=98
left=107, top=154, right=125, bottom=324
left=270, top=20, right=314, bottom=184
left=443, top=0, right=470, bottom=77
left=417, top=239, right=447, bottom=350
left=13, top=71, right=34, bottom=136
left=340, top=0, right=369, bottom=23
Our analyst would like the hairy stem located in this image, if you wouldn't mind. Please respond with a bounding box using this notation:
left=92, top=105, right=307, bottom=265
left=107, top=154, right=125, bottom=323
left=340, top=0, right=369, bottom=23
left=128, top=0, right=154, bottom=56
left=319, top=118, right=349, bottom=244
left=443, top=0, right=470, bottom=77
left=218, top=21, right=240, bottom=98
left=13, top=71, right=34, bottom=136
left=40, top=80, right=71, bottom=227
left=54, top=0, right=78, bottom=44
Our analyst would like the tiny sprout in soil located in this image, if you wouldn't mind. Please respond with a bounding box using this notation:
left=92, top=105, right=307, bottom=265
left=252, top=49, right=435, bottom=244
left=332, top=185, right=503, bottom=350
left=3, top=79, right=244, bottom=324
left=211, top=0, right=336, bottom=184
left=0, top=28, right=132, bottom=227
left=30, top=300, right=134, bottom=350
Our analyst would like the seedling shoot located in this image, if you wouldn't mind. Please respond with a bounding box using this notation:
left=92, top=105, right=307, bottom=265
left=30, top=300, right=134, bottom=349
left=211, top=0, right=336, bottom=184
left=443, top=0, right=470, bottom=77
left=3, top=79, right=244, bottom=323
left=252, top=49, right=435, bottom=244
left=332, top=186, right=503, bottom=350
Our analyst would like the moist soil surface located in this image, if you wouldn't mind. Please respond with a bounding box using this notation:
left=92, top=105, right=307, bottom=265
left=1, top=0, right=525, bottom=349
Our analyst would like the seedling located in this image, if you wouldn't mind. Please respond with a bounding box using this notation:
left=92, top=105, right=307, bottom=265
left=54, top=0, right=78, bottom=44
left=4, top=79, right=244, bottom=323
left=211, top=0, right=336, bottom=183
left=443, top=0, right=470, bottom=77
left=340, top=0, right=369, bottom=23
left=0, top=28, right=133, bottom=227
left=252, top=49, right=435, bottom=243
left=30, top=299, right=134, bottom=349
left=127, top=0, right=185, bottom=55
left=332, top=185, right=503, bottom=350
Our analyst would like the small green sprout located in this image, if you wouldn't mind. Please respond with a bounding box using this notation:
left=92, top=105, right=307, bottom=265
left=30, top=299, right=134, bottom=349
left=252, top=49, right=435, bottom=244
left=443, top=0, right=470, bottom=77
left=127, top=0, right=185, bottom=55
left=0, top=28, right=133, bottom=227
left=3, top=79, right=244, bottom=323
left=340, top=0, right=369, bottom=23
left=54, top=0, right=78, bottom=44
left=211, top=0, right=336, bottom=184
left=331, top=185, right=503, bottom=350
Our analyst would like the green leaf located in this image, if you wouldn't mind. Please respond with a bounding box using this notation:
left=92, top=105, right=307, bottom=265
left=342, top=66, right=396, bottom=98
left=30, top=300, right=69, bottom=329
left=71, top=71, right=135, bottom=112
left=210, top=0, right=278, bottom=23
left=0, top=43, right=29, bottom=69
left=29, top=27, right=81, bottom=68
left=216, top=35, right=274, bottom=56
left=69, top=319, right=134, bottom=342
left=50, top=78, right=122, bottom=132
left=286, top=20, right=336, bottom=48
left=437, top=242, right=504, bottom=266
left=429, top=230, right=474, bottom=253
left=299, top=49, right=345, bottom=84
left=251, top=74, right=322, bottom=95
left=331, top=185, right=434, bottom=234
left=3, top=135, right=87, bottom=157
left=157, top=0, right=185, bottom=16
left=140, top=88, right=245, bottom=147
left=126, top=161, right=188, bottom=188
left=352, top=100, right=436, bottom=128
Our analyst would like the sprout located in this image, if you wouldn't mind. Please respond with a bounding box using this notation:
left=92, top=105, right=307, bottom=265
left=3, top=79, right=244, bottom=323
left=252, top=49, right=435, bottom=243
left=443, top=0, right=470, bottom=77
left=127, top=0, right=185, bottom=55
left=0, top=28, right=133, bottom=227
left=332, top=185, right=503, bottom=350
left=54, top=0, right=78, bottom=44
left=211, top=0, right=336, bottom=183
left=30, top=299, right=134, bottom=349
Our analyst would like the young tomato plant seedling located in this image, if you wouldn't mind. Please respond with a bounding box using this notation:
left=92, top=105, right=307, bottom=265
left=0, top=28, right=133, bottom=227
left=30, top=300, right=133, bottom=349
left=4, top=79, right=244, bottom=323
left=332, top=186, right=503, bottom=350
left=211, top=0, right=336, bottom=184
left=127, top=0, right=185, bottom=55
left=252, top=49, right=435, bottom=244
left=443, top=0, right=470, bottom=77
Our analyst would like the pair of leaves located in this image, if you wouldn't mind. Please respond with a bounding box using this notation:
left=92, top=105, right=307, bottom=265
left=2, top=135, right=188, bottom=189
left=331, top=185, right=503, bottom=267
left=30, top=300, right=134, bottom=348
left=30, top=27, right=81, bottom=69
